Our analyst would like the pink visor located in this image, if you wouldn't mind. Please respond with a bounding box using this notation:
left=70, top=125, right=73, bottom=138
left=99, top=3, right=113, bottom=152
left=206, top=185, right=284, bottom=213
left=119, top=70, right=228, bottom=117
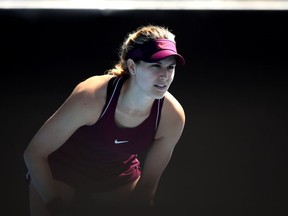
left=126, top=39, right=185, bottom=65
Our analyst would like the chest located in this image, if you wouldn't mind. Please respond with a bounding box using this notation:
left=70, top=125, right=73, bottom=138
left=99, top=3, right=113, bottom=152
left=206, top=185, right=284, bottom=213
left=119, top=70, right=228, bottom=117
left=114, top=108, right=150, bottom=128
left=73, top=116, right=156, bottom=158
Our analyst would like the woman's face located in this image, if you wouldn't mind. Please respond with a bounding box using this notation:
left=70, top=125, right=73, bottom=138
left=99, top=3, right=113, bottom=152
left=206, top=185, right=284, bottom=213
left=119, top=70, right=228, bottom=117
left=134, top=56, right=176, bottom=99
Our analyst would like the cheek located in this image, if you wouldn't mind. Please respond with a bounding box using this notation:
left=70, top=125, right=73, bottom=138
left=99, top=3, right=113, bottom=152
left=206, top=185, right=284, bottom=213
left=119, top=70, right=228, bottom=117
left=169, top=72, right=175, bottom=81
left=135, top=72, right=154, bottom=88
left=138, top=71, right=156, bottom=82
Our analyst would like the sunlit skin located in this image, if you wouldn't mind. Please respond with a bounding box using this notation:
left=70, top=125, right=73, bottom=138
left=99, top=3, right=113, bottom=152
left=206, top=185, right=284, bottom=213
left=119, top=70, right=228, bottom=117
left=131, top=56, right=176, bottom=100
left=116, top=56, right=177, bottom=120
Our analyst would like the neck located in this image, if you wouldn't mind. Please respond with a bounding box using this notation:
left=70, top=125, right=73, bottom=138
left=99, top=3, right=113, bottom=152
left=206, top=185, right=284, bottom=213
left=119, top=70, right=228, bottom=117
left=117, top=78, right=154, bottom=116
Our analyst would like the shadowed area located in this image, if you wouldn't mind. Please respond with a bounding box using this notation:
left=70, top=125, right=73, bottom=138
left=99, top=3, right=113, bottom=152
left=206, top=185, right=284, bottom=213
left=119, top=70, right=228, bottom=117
left=1, top=9, right=288, bottom=216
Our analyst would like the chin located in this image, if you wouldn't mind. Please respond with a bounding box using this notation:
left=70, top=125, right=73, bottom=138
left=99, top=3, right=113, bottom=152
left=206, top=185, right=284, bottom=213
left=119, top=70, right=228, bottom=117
left=149, top=88, right=167, bottom=99
left=154, top=92, right=166, bottom=100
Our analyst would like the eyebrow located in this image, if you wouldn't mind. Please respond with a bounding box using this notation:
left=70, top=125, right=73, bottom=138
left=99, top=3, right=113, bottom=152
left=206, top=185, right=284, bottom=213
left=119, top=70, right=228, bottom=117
left=152, top=61, right=176, bottom=65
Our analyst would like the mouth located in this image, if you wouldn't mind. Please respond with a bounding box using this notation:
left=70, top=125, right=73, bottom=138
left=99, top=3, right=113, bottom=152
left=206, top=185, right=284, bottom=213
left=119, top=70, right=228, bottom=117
left=154, top=84, right=167, bottom=90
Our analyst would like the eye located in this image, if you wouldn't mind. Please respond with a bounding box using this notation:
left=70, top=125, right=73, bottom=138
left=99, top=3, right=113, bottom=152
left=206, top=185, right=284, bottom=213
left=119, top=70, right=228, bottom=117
left=167, top=65, right=176, bottom=70
left=151, top=64, right=161, bottom=68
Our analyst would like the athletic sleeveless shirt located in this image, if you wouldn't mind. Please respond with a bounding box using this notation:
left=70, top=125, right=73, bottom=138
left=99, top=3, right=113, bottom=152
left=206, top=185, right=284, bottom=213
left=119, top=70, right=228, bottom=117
left=48, top=76, right=164, bottom=193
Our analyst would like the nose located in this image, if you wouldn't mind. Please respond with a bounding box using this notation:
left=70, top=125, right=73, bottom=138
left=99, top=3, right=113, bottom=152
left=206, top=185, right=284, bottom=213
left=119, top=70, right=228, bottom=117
left=159, top=69, right=169, bottom=80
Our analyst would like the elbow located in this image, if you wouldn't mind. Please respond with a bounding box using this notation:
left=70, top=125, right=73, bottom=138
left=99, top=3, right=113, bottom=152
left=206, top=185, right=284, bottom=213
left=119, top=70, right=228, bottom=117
left=23, top=146, right=48, bottom=167
left=23, top=148, right=34, bottom=167
left=23, top=148, right=32, bottom=164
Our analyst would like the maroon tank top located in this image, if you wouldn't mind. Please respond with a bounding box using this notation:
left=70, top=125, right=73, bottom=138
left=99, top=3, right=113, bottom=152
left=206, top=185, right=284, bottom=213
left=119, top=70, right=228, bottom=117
left=48, top=76, right=164, bottom=193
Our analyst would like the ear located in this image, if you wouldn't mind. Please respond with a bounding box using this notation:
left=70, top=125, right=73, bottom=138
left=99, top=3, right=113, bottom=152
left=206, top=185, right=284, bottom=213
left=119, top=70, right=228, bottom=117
left=127, top=59, right=136, bottom=76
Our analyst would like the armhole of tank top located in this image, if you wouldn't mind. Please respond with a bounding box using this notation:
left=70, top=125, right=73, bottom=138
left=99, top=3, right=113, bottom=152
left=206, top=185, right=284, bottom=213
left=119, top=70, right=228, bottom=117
left=155, top=97, right=165, bottom=131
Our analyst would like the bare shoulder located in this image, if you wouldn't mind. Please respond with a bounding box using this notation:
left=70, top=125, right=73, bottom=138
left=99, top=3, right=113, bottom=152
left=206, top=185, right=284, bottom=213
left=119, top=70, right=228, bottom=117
left=162, top=91, right=185, bottom=124
left=155, top=91, right=185, bottom=143
left=65, top=74, right=114, bottom=124
left=70, top=74, right=113, bottom=103
left=74, top=74, right=113, bottom=97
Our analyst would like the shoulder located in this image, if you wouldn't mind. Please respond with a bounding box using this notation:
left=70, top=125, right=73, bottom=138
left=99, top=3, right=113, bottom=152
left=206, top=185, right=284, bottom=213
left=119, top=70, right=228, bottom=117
left=70, top=74, right=115, bottom=103
left=155, top=91, right=185, bottom=142
left=64, top=74, right=115, bottom=125
left=162, top=91, right=185, bottom=126
left=73, top=74, right=114, bottom=97
left=163, top=92, right=185, bottom=118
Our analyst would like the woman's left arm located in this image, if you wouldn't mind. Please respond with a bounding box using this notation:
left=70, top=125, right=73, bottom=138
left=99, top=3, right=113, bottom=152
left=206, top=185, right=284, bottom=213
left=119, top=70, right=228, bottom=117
left=133, top=93, right=186, bottom=207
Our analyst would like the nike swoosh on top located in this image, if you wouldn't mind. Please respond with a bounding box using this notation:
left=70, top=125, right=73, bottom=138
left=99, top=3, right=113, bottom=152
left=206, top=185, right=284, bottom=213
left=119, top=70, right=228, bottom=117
left=114, top=139, right=129, bottom=144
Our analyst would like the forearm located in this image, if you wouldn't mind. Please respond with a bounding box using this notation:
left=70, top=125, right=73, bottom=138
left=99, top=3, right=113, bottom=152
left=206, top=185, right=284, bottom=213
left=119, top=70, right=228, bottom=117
left=24, top=151, right=58, bottom=202
left=24, top=152, right=69, bottom=215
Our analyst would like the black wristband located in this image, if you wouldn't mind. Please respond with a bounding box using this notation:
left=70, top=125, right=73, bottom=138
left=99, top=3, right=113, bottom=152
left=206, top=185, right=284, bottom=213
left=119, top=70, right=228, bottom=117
left=46, top=196, right=67, bottom=216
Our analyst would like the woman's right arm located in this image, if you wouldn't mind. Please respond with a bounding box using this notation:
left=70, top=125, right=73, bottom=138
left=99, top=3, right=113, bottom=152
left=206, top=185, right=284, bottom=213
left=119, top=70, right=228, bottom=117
left=23, top=77, right=106, bottom=208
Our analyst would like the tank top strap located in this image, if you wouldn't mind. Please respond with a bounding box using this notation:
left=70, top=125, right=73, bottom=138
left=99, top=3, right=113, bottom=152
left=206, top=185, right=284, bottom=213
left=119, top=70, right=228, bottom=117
left=106, top=76, right=120, bottom=97
left=99, top=76, right=127, bottom=119
left=154, top=97, right=165, bottom=131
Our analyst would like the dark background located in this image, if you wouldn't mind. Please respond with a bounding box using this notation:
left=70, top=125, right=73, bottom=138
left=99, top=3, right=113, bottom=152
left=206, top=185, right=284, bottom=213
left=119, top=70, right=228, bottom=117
left=1, top=9, right=288, bottom=215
